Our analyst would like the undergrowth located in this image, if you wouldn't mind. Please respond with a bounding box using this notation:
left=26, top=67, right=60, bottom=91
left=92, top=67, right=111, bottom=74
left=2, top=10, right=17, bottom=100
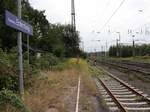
left=0, top=89, right=30, bottom=112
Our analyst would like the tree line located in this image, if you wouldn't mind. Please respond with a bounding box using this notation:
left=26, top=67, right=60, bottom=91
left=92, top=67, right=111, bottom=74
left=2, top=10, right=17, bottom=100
left=0, top=0, right=81, bottom=57
left=109, top=44, right=150, bottom=57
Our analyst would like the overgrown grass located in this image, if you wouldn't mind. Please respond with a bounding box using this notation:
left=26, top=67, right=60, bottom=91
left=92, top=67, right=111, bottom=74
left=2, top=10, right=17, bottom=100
left=52, top=58, right=79, bottom=71
left=89, top=66, right=105, bottom=77
left=0, top=54, right=99, bottom=112
left=79, top=93, right=95, bottom=112
left=0, top=89, right=30, bottom=112
left=22, top=59, right=78, bottom=111
left=23, top=58, right=99, bottom=112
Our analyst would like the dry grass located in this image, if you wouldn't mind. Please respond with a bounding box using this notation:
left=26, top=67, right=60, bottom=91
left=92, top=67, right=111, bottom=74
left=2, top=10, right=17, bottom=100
left=24, top=62, right=79, bottom=112
left=78, top=60, right=97, bottom=112
left=23, top=58, right=98, bottom=112
left=79, top=93, right=95, bottom=112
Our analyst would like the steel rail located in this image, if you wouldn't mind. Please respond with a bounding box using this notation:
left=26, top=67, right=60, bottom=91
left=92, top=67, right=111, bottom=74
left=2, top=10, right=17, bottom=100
left=100, top=67, right=150, bottom=104
left=91, top=64, right=150, bottom=111
left=98, top=77, right=127, bottom=112
left=98, top=60, right=150, bottom=75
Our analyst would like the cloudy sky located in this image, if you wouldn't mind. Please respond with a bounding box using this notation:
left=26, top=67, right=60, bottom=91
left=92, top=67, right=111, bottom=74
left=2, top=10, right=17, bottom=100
left=29, top=0, right=150, bottom=52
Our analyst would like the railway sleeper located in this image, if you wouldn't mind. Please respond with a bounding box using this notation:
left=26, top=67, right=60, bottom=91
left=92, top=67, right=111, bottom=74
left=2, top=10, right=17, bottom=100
left=103, top=94, right=136, bottom=98
left=109, top=106, right=120, bottom=112
left=125, top=107, right=150, bottom=111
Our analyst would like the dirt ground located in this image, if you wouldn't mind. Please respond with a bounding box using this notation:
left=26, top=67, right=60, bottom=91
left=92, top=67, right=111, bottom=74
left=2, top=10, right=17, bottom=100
left=100, top=64, right=150, bottom=97
left=79, top=77, right=108, bottom=112
left=24, top=59, right=109, bottom=112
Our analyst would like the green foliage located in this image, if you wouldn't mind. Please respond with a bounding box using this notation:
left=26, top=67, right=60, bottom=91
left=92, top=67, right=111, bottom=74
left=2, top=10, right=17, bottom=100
left=0, top=48, right=18, bottom=92
left=1, top=0, right=80, bottom=57
left=109, top=44, right=150, bottom=57
left=109, top=46, right=117, bottom=57
left=0, top=0, right=81, bottom=110
left=34, top=53, right=59, bottom=70
left=80, top=51, right=87, bottom=59
left=0, top=0, right=17, bottom=51
left=0, top=89, right=30, bottom=112
left=52, top=60, right=69, bottom=71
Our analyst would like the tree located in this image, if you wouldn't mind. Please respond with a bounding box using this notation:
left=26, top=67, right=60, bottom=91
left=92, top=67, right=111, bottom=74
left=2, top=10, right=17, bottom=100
left=0, top=0, right=17, bottom=51
left=0, top=0, right=81, bottom=58
left=62, top=24, right=80, bottom=57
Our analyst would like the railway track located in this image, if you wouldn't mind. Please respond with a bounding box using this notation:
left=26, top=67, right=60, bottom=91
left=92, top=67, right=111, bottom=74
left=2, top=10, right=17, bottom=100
left=98, top=60, right=150, bottom=75
left=120, top=60, right=150, bottom=69
left=94, top=67, right=150, bottom=112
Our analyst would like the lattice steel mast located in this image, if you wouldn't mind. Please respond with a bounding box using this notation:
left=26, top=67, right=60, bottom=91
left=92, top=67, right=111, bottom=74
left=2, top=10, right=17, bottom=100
left=71, top=0, right=76, bottom=31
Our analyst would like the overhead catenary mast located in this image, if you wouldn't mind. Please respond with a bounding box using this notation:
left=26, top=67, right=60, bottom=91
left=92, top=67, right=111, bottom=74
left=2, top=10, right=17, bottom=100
left=71, top=0, right=76, bottom=31
left=71, top=0, right=79, bottom=63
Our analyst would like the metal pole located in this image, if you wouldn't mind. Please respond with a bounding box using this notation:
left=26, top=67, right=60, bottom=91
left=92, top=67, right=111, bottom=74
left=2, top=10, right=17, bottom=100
left=118, top=32, right=121, bottom=57
left=105, top=41, right=107, bottom=57
left=102, top=46, right=103, bottom=57
left=27, top=34, right=30, bottom=75
left=71, top=0, right=76, bottom=31
left=133, top=39, right=135, bottom=57
left=116, top=39, right=119, bottom=57
left=25, top=16, right=30, bottom=75
left=116, top=32, right=121, bottom=57
left=17, top=0, right=24, bottom=95
left=132, top=35, right=135, bottom=57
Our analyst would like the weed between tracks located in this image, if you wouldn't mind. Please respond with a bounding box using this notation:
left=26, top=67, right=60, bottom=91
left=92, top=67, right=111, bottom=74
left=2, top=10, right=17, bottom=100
left=89, top=66, right=109, bottom=111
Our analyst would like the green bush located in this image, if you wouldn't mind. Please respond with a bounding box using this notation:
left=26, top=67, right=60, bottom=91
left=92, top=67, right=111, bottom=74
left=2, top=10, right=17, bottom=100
left=34, top=53, right=59, bottom=70
left=0, top=89, right=30, bottom=112
left=0, top=48, right=18, bottom=92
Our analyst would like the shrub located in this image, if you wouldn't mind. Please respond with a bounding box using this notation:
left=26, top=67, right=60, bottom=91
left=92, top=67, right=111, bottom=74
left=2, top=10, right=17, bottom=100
left=0, top=48, right=18, bottom=92
left=34, top=53, right=59, bottom=70
left=0, top=89, right=30, bottom=112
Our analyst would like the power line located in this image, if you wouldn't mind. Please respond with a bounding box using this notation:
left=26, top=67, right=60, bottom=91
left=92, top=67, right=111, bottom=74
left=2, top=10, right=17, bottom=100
left=99, top=0, right=111, bottom=17
left=100, top=0, right=126, bottom=32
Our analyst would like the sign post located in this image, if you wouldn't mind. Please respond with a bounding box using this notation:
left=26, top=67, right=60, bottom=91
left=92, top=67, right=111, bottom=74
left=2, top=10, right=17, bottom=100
left=17, top=0, right=24, bottom=96
left=5, top=4, right=33, bottom=95
left=5, top=10, right=33, bottom=35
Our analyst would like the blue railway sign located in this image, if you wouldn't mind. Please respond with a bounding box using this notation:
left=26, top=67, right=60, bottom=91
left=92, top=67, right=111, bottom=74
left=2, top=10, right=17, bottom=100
left=5, top=10, right=33, bottom=36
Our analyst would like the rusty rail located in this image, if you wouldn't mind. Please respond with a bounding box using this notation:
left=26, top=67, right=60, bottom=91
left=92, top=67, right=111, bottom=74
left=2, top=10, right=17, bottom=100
left=98, top=77, right=127, bottom=112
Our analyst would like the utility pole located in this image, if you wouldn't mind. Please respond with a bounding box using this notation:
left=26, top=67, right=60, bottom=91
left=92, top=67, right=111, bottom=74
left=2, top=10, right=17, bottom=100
left=71, top=0, right=76, bottom=31
left=132, top=35, right=135, bottom=57
left=17, top=0, right=24, bottom=95
left=92, top=40, right=101, bottom=59
left=116, top=39, right=119, bottom=57
left=94, top=49, right=97, bottom=59
left=71, top=0, right=79, bottom=63
left=24, top=15, right=30, bottom=75
left=27, top=29, right=30, bottom=75
left=101, top=46, right=103, bottom=57
left=132, top=39, right=135, bottom=57
left=25, top=0, right=30, bottom=76
left=105, top=41, right=108, bottom=57
left=116, top=32, right=121, bottom=57
left=80, top=41, right=84, bottom=51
